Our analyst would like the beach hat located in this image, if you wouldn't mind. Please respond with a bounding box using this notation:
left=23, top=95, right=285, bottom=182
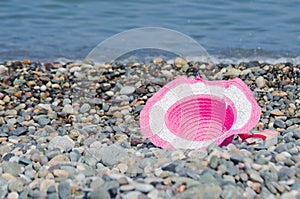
left=140, top=76, right=276, bottom=150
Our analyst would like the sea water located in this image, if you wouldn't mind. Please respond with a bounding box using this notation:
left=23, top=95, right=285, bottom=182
left=0, top=0, right=299, bottom=63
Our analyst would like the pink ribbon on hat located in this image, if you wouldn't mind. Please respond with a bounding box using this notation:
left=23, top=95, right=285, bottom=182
left=140, top=76, right=276, bottom=150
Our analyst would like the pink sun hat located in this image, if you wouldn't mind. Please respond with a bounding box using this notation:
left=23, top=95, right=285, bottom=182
left=140, top=76, right=262, bottom=150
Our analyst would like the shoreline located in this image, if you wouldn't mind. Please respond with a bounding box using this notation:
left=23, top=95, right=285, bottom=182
left=0, top=59, right=299, bottom=198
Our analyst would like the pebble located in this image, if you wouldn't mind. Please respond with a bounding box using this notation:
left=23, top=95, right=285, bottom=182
left=58, top=180, right=71, bottom=199
left=105, top=91, right=114, bottom=97
left=80, top=103, right=91, bottom=113
left=174, top=57, right=187, bottom=68
left=120, top=86, right=135, bottom=95
left=0, top=65, right=8, bottom=74
left=9, top=127, right=26, bottom=136
left=101, top=144, right=129, bottom=166
left=62, top=104, right=76, bottom=114
left=6, top=192, right=19, bottom=199
left=255, top=76, right=266, bottom=88
left=2, top=162, right=22, bottom=176
left=48, top=135, right=75, bottom=152
left=270, top=109, right=284, bottom=116
left=90, top=188, right=110, bottom=199
left=135, top=183, right=154, bottom=193
left=274, top=119, right=286, bottom=128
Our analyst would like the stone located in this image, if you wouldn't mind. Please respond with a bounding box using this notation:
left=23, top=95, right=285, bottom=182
left=293, top=129, right=300, bottom=139
left=80, top=103, right=91, bottom=113
left=270, top=109, right=284, bottom=116
left=2, top=162, right=22, bottom=176
left=274, top=119, right=286, bottom=128
left=47, top=154, right=70, bottom=167
left=174, top=57, right=187, bottom=68
left=62, top=104, right=76, bottom=114
left=135, top=183, right=154, bottom=193
left=123, top=191, right=143, bottom=199
left=247, top=170, right=264, bottom=183
left=48, top=135, right=75, bottom=152
left=8, top=180, right=24, bottom=192
left=0, top=65, right=8, bottom=74
left=34, top=115, right=51, bottom=126
left=230, top=153, right=244, bottom=164
left=58, top=180, right=71, bottom=199
left=120, top=86, right=135, bottom=95
left=0, top=178, right=8, bottom=199
left=101, top=144, right=129, bottom=166
left=9, top=127, right=27, bottom=136
left=221, top=185, right=241, bottom=199
left=90, top=178, right=105, bottom=190
left=6, top=192, right=19, bottom=199
left=176, top=184, right=221, bottom=199
left=226, top=67, right=241, bottom=76
left=90, top=188, right=110, bottom=199
left=209, top=155, right=219, bottom=169
left=256, top=76, right=266, bottom=88
left=40, top=179, right=55, bottom=194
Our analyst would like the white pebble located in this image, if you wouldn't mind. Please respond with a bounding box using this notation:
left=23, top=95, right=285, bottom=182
left=105, top=91, right=114, bottom=97
left=40, top=85, right=47, bottom=91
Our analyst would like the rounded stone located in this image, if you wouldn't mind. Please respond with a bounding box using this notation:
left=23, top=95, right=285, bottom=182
left=80, top=103, right=91, bottom=113
left=58, top=180, right=71, bottom=199
left=255, top=76, right=266, bottom=88
left=120, top=86, right=135, bottom=95
left=48, top=135, right=75, bottom=152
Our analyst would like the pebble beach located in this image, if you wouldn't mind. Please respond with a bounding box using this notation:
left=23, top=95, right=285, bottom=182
left=0, top=58, right=299, bottom=199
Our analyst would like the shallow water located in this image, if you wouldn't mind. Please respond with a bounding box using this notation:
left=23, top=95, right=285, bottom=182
left=0, top=0, right=300, bottom=63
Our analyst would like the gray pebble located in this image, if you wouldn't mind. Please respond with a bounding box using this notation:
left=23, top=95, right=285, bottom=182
left=101, top=144, right=129, bottom=166
left=58, top=180, right=71, bottom=199
left=2, top=162, right=22, bottom=176
left=48, top=136, right=75, bottom=152
left=135, top=183, right=154, bottom=193
left=9, top=127, right=27, bottom=136
left=274, top=119, right=286, bottom=128
left=34, top=115, right=51, bottom=126
left=230, top=153, right=244, bottom=164
left=120, top=86, right=135, bottom=95
left=8, top=180, right=23, bottom=192
left=90, top=188, right=110, bottom=199
left=80, top=103, right=91, bottom=113
left=0, top=178, right=8, bottom=199
left=247, top=169, right=264, bottom=183
left=293, top=129, right=300, bottom=139
left=47, top=193, right=59, bottom=199
left=209, top=155, right=219, bottom=169
left=221, top=185, right=241, bottom=199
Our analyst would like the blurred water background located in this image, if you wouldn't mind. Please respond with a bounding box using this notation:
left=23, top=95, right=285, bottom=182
left=0, top=0, right=299, bottom=63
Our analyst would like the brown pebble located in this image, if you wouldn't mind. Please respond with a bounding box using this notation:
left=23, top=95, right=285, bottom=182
left=130, top=137, right=143, bottom=146
left=27, top=81, right=36, bottom=87
left=272, top=91, right=287, bottom=97
left=153, top=57, right=164, bottom=64
left=14, top=91, right=22, bottom=98
left=40, top=92, right=47, bottom=99
left=247, top=181, right=261, bottom=193
left=176, top=184, right=186, bottom=193
left=174, top=57, right=187, bottom=68
left=270, top=109, right=284, bottom=116
left=0, top=137, right=8, bottom=142
left=22, top=59, right=32, bottom=65
left=0, top=92, right=4, bottom=100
